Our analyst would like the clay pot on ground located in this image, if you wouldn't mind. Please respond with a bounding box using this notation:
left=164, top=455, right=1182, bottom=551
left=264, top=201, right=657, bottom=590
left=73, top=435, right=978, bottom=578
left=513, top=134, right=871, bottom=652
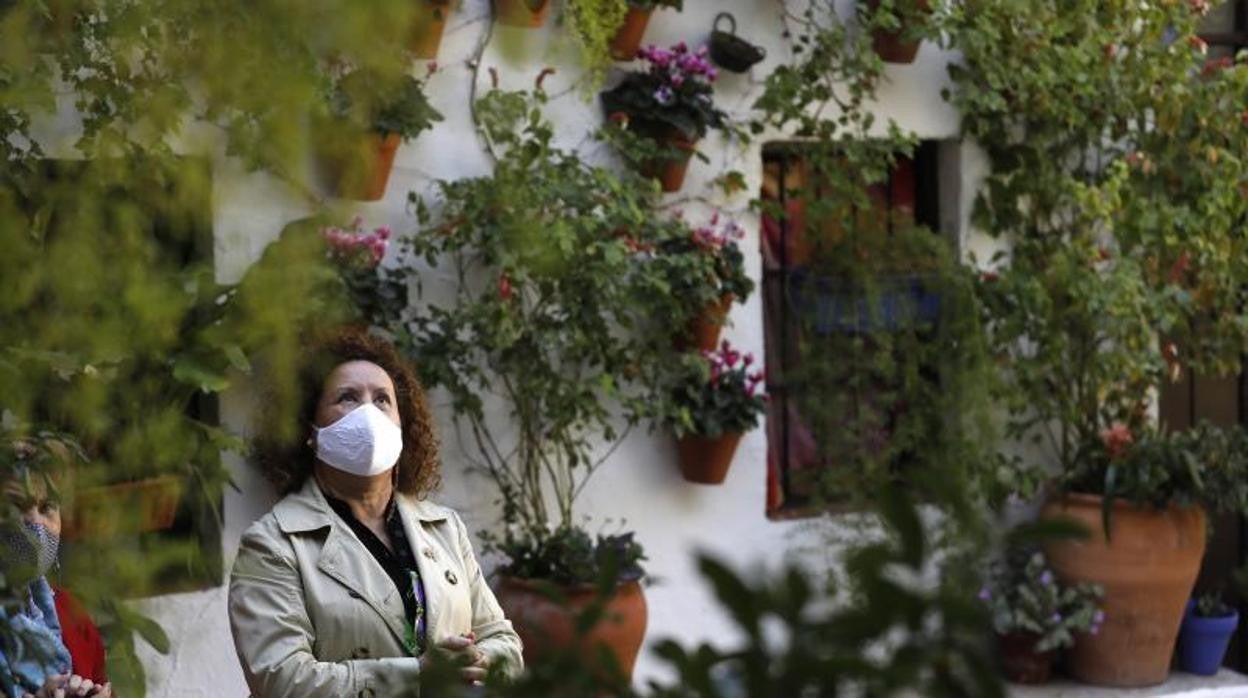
left=494, top=0, right=552, bottom=28
left=1177, top=600, right=1240, bottom=676
left=62, top=475, right=184, bottom=540
left=676, top=431, right=743, bottom=484
left=639, top=134, right=696, bottom=193
left=493, top=576, right=647, bottom=680
left=678, top=295, right=733, bottom=352
left=1041, top=493, right=1207, bottom=687
left=866, top=0, right=931, bottom=64
left=997, top=633, right=1055, bottom=684
left=409, top=1, right=454, bottom=59
left=317, top=131, right=401, bottom=202
left=610, top=6, right=653, bottom=60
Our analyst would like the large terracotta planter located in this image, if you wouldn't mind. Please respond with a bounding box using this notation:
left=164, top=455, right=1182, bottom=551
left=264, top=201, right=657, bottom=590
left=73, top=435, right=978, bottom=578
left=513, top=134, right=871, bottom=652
left=318, top=131, right=401, bottom=201
left=493, top=576, right=647, bottom=680
left=610, top=6, right=653, bottom=60
left=997, top=633, right=1055, bottom=685
left=63, top=475, right=183, bottom=540
left=639, top=135, right=696, bottom=193
left=409, top=1, right=454, bottom=59
left=678, top=295, right=733, bottom=352
left=676, top=431, right=743, bottom=484
left=1041, top=493, right=1207, bottom=687
left=494, top=0, right=551, bottom=28
left=866, top=0, right=931, bottom=64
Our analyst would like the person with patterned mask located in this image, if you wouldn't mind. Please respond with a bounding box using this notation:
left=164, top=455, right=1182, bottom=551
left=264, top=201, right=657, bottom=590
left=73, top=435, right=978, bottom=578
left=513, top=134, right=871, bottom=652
left=1, top=465, right=110, bottom=698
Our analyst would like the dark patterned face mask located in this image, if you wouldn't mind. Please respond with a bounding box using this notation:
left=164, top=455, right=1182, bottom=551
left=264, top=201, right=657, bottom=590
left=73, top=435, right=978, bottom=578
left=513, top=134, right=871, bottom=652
left=0, top=520, right=59, bottom=578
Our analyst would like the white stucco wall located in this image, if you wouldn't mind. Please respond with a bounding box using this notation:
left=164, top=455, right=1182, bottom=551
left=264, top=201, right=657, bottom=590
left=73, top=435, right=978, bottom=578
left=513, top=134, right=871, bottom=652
left=115, top=1, right=995, bottom=695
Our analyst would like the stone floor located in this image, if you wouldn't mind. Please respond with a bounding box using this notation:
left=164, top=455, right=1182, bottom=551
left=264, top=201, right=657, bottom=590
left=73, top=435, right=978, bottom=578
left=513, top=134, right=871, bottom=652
left=1010, top=671, right=1248, bottom=697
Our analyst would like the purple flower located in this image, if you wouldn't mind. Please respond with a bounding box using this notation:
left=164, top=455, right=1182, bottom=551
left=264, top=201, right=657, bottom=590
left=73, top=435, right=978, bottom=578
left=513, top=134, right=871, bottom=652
left=1039, top=571, right=1054, bottom=586
left=654, top=86, right=674, bottom=106
left=977, top=587, right=991, bottom=602
left=1093, top=610, right=1105, bottom=624
left=670, top=74, right=685, bottom=88
left=1050, top=612, right=1062, bottom=624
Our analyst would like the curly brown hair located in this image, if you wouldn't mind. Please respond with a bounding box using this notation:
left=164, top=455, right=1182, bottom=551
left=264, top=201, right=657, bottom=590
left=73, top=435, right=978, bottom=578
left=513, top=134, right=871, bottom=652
left=251, top=327, right=441, bottom=498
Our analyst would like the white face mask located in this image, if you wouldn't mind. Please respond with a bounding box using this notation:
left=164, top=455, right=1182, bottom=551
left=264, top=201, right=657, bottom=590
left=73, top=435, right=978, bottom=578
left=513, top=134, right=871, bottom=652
left=313, top=403, right=403, bottom=477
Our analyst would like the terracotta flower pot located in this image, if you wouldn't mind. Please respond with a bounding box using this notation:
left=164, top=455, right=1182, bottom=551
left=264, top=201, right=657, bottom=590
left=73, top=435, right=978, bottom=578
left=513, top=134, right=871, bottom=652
left=610, top=6, right=653, bottom=60
left=319, top=132, right=401, bottom=202
left=63, top=475, right=184, bottom=540
left=409, top=2, right=453, bottom=59
left=867, top=0, right=931, bottom=64
left=997, top=633, right=1055, bottom=684
left=1041, top=493, right=1207, bottom=687
left=678, top=295, right=734, bottom=352
left=493, top=576, right=647, bottom=680
left=640, top=135, right=696, bottom=193
left=494, top=0, right=551, bottom=28
left=676, top=431, right=743, bottom=484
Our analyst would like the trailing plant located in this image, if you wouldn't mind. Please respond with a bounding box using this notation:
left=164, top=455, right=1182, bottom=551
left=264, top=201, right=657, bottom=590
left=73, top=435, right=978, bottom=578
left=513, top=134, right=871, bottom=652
left=389, top=89, right=703, bottom=584
left=981, top=549, right=1104, bottom=652
left=650, top=213, right=754, bottom=318
left=325, top=68, right=443, bottom=139
left=946, top=0, right=1248, bottom=493
left=663, top=342, right=766, bottom=439
left=566, top=0, right=629, bottom=88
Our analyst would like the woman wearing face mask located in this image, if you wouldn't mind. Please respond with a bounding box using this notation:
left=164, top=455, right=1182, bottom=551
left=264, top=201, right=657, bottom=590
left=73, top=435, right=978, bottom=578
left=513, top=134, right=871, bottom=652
left=228, top=329, right=522, bottom=698
left=1, top=469, right=111, bottom=698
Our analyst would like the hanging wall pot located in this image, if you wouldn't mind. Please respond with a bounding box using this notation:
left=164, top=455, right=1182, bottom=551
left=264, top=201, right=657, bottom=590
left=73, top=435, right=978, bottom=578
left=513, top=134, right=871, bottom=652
left=409, top=0, right=455, bottom=59
left=610, top=5, right=654, bottom=60
left=494, top=0, right=552, bottom=28
left=708, top=13, right=766, bottom=73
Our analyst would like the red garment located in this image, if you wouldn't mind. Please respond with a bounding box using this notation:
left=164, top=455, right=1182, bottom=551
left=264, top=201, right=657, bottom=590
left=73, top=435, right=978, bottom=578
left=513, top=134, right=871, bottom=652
left=51, top=585, right=108, bottom=685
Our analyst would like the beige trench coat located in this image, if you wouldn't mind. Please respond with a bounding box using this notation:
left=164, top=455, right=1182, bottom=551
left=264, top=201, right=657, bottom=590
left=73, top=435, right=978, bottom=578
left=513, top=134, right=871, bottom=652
left=228, top=478, right=523, bottom=698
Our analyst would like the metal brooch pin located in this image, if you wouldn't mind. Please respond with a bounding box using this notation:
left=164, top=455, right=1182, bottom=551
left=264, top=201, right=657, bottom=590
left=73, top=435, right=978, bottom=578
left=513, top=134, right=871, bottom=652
left=445, top=569, right=458, bottom=585
left=423, top=548, right=437, bottom=561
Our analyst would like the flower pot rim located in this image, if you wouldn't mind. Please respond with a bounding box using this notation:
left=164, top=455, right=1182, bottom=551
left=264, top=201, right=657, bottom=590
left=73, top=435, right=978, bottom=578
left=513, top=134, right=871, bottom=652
left=1185, top=600, right=1241, bottom=623
left=1052, top=491, right=1206, bottom=514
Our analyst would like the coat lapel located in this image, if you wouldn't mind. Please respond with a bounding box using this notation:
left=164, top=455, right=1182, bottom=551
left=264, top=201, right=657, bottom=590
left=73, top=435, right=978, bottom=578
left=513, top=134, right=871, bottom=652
left=396, top=495, right=450, bottom=644
left=315, top=526, right=410, bottom=650
left=278, top=479, right=410, bottom=651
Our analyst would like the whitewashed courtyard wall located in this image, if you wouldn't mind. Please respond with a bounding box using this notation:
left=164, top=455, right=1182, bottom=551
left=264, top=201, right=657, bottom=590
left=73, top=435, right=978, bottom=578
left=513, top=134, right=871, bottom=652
left=14, top=1, right=1000, bottom=694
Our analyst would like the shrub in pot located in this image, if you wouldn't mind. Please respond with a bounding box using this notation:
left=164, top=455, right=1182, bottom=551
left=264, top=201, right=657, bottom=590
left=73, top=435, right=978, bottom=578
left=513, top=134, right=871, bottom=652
left=387, top=88, right=698, bottom=679
left=948, top=2, right=1248, bottom=685
left=1178, top=592, right=1241, bottom=676
left=600, top=41, right=726, bottom=192
left=315, top=69, right=441, bottom=201
left=661, top=341, right=765, bottom=485
left=862, top=0, right=933, bottom=64
left=980, top=548, right=1103, bottom=684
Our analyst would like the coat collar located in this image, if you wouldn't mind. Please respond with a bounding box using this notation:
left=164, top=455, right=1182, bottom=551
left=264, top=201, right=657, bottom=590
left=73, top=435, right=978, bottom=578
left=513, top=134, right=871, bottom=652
left=273, top=476, right=450, bottom=534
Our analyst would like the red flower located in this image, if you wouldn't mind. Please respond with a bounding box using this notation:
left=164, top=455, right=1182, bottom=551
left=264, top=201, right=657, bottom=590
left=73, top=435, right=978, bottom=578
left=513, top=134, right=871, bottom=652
left=1100, top=423, right=1134, bottom=460
left=498, top=274, right=512, bottom=300
left=1168, top=252, right=1191, bottom=283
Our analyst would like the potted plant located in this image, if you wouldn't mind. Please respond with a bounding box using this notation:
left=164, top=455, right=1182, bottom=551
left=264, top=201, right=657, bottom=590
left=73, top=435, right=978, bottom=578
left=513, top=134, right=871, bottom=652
left=314, top=68, right=442, bottom=201
left=408, top=0, right=457, bottom=59
left=980, top=549, right=1104, bottom=684
left=600, top=41, right=727, bottom=192
left=662, top=341, right=765, bottom=485
left=661, top=214, right=754, bottom=351
left=386, top=88, right=694, bottom=679
left=947, top=2, right=1248, bottom=686
left=610, top=0, right=681, bottom=61
left=494, top=0, right=552, bottom=28
left=862, top=0, right=932, bottom=64
left=1177, top=591, right=1241, bottom=676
